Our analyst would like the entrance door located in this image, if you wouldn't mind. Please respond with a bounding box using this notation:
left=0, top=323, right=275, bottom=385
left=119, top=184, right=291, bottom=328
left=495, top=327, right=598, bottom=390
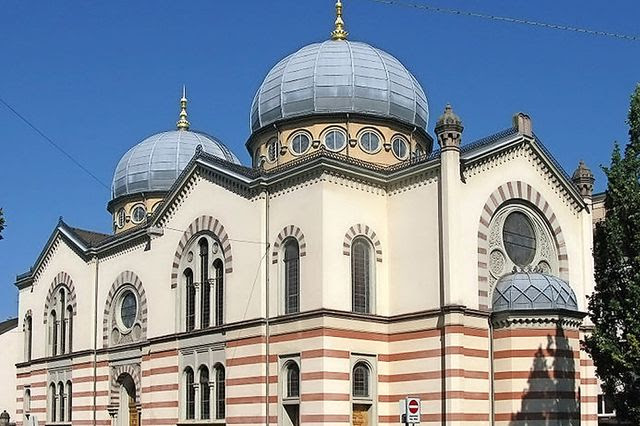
left=117, top=373, right=139, bottom=426
left=352, top=404, right=370, bottom=426
left=128, top=394, right=138, bottom=426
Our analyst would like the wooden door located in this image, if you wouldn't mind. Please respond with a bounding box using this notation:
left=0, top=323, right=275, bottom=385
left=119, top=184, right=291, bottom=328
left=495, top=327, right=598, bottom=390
left=128, top=395, right=138, bottom=426
left=352, top=404, right=370, bottom=426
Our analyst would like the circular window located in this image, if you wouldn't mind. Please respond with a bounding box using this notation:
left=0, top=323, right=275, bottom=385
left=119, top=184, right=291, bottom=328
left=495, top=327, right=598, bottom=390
left=290, top=133, right=311, bottom=155
left=502, top=211, right=536, bottom=267
left=267, top=138, right=279, bottom=162
left=392, top=137, right=409, bottom=160
left=359, top=131, right=380, bottom=153
left=119, top=291, right=137, bottom=330
left=116, top=208, right=126, bottom=228
left=131, top=205, right=147, bottom=224
left=324, top=129, right=346, bottom=151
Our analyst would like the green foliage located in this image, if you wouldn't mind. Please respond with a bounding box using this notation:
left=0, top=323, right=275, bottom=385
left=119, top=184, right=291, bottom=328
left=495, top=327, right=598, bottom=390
left=0, top=208, right=4, bottom=239
left=585, top=84, right=640, bottom=423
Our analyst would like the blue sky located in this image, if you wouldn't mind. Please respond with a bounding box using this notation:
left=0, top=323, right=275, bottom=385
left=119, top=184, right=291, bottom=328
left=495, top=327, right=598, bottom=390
left=1, top=0, right=639, bottom=319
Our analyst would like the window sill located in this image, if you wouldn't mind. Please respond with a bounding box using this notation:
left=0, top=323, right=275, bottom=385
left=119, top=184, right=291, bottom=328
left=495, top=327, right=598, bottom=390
left=177, top=420, right=225, bottom=425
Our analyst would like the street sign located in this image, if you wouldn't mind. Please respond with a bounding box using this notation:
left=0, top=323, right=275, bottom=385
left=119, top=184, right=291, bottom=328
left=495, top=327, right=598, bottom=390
left=405, top=397, right=420, bottom=423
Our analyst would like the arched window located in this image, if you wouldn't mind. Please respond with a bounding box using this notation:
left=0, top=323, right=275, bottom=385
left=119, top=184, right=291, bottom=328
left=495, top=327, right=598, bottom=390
left=58, top=381, right=65, bottom=422
left=66, top=305, right=74, bottom=353
left=50, top=310, right=58, bottom=356
left=214, top=259, right=224, bottom=326
left=351, top=238, right=372, bottom=314
left=215, top=364, right=225, bottom=420
left=184, top=269, right=195, bottom=332
left=283, top=239, right=300, bottom=314
left=49, top=383, right=56, bottom=422
left=286, top=362, right=300, bottom=398
left=185, top=367, right=195, bottom=420
left=24, top=315, right=32, bottom=361
left=59, top=290, right=66, bottom=355
left=200, top=238, right=210, bottom=328
left=352, top=363, right=370, bottom=398
left=66, top=381, right=72, bottom=422
left=24, top=388, right=31, bottom=415
left=200, top=366, right=210, bottom=420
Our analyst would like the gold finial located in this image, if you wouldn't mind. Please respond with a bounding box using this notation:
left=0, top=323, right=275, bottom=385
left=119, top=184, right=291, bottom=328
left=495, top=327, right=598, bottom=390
left=176, top=85, right=190, bottom=130
left=330, top=0, right=348, bottom=41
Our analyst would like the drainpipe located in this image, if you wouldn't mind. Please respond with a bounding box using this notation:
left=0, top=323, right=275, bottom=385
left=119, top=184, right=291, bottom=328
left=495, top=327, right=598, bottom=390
left=92, top=255, right=99, bottom=426
left=264, top=189, right=271, bottom=425
left=489, top=318, right=495, bottom=425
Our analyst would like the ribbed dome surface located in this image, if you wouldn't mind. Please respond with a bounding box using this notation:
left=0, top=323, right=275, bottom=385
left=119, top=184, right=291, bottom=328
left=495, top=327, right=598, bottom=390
left=492, top=272, right=579, bottom=312
left=250, top=40, right=428, bottom=132
left=112, top=130, right=240, bottom=199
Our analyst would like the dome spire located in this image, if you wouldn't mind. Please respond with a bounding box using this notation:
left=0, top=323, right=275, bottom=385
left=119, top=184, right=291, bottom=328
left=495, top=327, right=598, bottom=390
left=330, top=0, right=348, bottom=41
left=176, top=85, right=190, bottom=130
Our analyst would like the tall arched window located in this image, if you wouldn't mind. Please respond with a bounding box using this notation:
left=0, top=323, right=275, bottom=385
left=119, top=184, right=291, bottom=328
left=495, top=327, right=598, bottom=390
left=59, top=290, right=66, bottom=354
left=200, top=238, right=210, bottom=328
left=50, top=310, right=58, bottom=356
left=214, top=259, right=224, bottom=326
left=283, top=239, right=300, bottom=314
left=184, top=269, right=195, bottom=332
left=200, top=366, right=210, bottom=420
left=24, top=388, right=31, bottom=416
left=286, top=362, right=300, bottom=398
left=66, top=381, right=72, bottom=422
left=351, top=238, right=372, bottom=314
left=49, top=383, right=56, bottom=422
left=66, top=305, right=73, bottom=353
left=215, top=364, right=225, bottom=420
left=58, top=381, right=65, bottom=422
left=24, top=315, right=32, bottom=361
left=185, top=367, right=195, bottom=420
left=352, top=362, right=370, bottom=398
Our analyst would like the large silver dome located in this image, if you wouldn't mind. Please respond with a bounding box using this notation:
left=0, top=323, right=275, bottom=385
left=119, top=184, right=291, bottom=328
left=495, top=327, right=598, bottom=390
left=492, top=272, right=579, bottom=313
left=250, top=40, right=429, bottom=133
left=112, top=130, right=240, bottom=199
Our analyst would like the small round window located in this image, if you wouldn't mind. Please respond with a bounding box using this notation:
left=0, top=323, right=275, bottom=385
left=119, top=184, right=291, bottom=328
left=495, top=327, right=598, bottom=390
left=116, top=208, right=126, bottom=228
left=290, top=133, right=311, bottom=155
left=267, top=138, right=279, bottom=162
left=120, top=291, right=137, bottom=330
left=392, top=137, right=409, bottom=160
left=359, top=131, right=380, bottom=153
left=502, top=211, right=536, bottom=267
left=324, top=129, right=346, bottom=151
left=131, top=205, right=147, bottom=224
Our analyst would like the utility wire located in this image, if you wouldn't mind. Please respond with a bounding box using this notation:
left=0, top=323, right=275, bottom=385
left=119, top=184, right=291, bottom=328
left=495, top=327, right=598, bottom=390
left=163, top=225, right=269, bottom=245
left=366, top=0, right=640, bottom=42
left=0, top=95, right=111, bottom=191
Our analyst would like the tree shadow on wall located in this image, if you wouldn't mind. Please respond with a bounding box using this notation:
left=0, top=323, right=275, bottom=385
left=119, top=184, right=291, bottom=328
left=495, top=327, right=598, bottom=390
left=510, top=324, right=580, bottom=425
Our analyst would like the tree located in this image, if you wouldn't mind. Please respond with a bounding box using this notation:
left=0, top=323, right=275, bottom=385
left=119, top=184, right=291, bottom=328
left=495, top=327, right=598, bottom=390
left=585, top=85, right=640, bottom=423
left=0, top=208, right=4, bottom=240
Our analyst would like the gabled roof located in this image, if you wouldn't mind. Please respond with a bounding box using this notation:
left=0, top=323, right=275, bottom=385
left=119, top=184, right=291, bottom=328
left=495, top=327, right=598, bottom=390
left=15, top=122, right=585, bottom=288
left=0, top=317, right=18, bottom=335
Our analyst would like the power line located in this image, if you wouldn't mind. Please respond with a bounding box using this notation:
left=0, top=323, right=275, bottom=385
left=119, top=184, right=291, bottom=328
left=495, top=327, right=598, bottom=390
left=164, top=225, right=268, bottom=245
left=366, top=0, right=640, bottom=42
left=0, top=95, right=111, bottom=191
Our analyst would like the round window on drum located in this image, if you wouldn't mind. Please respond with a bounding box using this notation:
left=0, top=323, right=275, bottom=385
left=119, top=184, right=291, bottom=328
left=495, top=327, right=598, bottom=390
left=324, top=128, right=347, bottom=152
left=391, top=136, right=409, bottom=160
left=502, top=211, right=536, bottom=267
left=290, top=133, right=311, bottom=155
left=359, top=131, right=380, bottom=154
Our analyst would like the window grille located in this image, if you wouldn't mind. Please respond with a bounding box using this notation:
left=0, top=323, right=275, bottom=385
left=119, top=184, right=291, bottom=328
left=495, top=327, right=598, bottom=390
left=352, top=363, right=370, bottom=398
left=214, top=260, right=224, bottom=326
left=185, top=269, right=195, bottom=332
left=351, top=239, right=371, bottom=314
left=286, top=363, right=300, bottom=398
left=284, top=239, right=300, bottom=314
left=185, top=368, right=195, bottom=420
left=200, top=239, right=210, bottom=328
left=215, top=365, right=225, bottom=419
left=200, top=367, right=210, bottom=420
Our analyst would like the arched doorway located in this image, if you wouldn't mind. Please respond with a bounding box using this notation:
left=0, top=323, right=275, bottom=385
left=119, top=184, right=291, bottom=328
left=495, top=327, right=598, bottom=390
left=117, top=374, right=139, bottom=426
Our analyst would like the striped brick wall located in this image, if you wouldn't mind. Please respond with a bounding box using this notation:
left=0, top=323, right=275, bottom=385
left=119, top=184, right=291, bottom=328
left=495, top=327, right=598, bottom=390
left=492, top=319, right=582, bottom=425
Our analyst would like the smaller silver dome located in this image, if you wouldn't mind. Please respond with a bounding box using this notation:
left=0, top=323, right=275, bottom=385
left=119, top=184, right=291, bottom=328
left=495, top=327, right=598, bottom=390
left=112, top=130, right=240, bottom=199
left=492, top=272, right=579, bottom=312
